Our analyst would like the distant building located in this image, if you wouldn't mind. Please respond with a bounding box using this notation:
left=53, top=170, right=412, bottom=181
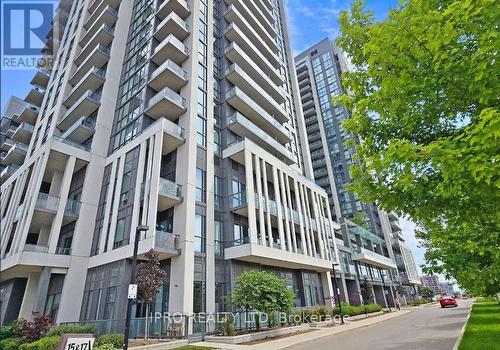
left=421, top=275, right=441, bottom=295
left=440, top=282, right=455, bottom=296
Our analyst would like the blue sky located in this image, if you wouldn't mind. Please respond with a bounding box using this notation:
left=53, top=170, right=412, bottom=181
left=0, top=0, right=429, bottom=278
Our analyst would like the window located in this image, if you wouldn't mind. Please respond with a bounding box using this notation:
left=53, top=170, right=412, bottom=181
left=214, top=176, right=222, bottom=209
left=194, top=214, right=205, bottom=253
left=215, top=220, right=222, bottom=256
left=113, top=218, right=126, bottom=248
left=44, top=293, right=61, bottom=320
left=196, top=115, right=206, bottom=146
left=103, top=287, right=117, bottom=319
left=195, top=168, right=206, bottom=203
left=233, top=223, right=248, bottom=245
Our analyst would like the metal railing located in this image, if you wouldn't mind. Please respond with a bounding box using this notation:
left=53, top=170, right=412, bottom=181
left=56, top=247, right=72, bottom=255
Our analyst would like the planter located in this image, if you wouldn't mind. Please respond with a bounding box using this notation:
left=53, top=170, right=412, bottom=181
left=204, top=324, right=310, bottom=344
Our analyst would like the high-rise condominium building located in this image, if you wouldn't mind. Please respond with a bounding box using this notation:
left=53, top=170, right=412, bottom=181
left=295, top=38, right=420, bottom=306
left=0, top=0, right=341, bottom=333
left=421, top=275, right=441, bottom=295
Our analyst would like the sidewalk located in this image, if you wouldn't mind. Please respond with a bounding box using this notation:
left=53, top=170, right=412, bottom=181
left=192, top=309, right=411, bottom=350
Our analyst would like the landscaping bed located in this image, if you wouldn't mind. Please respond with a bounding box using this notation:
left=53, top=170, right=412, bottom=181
left=241, top=329, right=317, bottom=345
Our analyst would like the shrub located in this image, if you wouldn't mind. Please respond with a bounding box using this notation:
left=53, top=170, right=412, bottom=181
left=16, top=315, right=51, bottom=343
left=46, top=324, right=95, bottom=337
left=220, top=315, right=235, bottom=336
left=93, top=344, right=116, bottom=350
left=18, top=336, right=60, bottom=350
left=0, top=322, right=20, bottom=340
left=332, top=302, right=381, bottom=316
left=0, top=338, right=20, bottom=350
left=96, top=334, right=123, bottom=348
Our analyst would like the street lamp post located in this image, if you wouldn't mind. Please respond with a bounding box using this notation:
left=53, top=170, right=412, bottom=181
left=331, top=263, right=344, bottom=324
left=123, top=225, right=149, bottom=350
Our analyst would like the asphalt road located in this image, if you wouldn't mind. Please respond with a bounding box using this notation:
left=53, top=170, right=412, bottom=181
left=286, top=299, right=474, bottom=350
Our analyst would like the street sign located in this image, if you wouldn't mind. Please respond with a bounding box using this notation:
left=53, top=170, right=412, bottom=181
left=128, top=284, right=137, bottom=299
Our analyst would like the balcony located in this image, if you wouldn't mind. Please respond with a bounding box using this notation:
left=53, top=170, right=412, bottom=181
left=303, top=107, right=316, bottom=118
left=11, top=123, right=34, bottom=144
left=64, top=67, right=106, bottom=106
left=160, top=118, right=185, bottom=154
left=1, top=138, right=15, bottom=152
left=144, top=87, right=186, bottom=119
left=224, top=5, right=278, bottom=60
left=391, top=220, right=402, bottom=232
left=75, top=25, right=114, bottom=65
left=0, top=164, right=19, bottom=181
left=225, top=87, right=289, bottom=141
left=154, top=12, right=189, bottom=41
left=1, top=142, right=28, bottom=165
left=157, top=177, right=182, bottom=211
left=226, top=112, right=294, bottom=165
left=71, top=45, right=110, bottom=84
left=31, top=69, right=50, bottom=88
left=148, top=59, right=188, bottom=91
left=61, top=117, right=96, bottom=143
left=35, top=193, right=59, bottom=214
left=225, top=64, right=287, bottom=121
left=224, top=0, right=277, bottom=44
left=151, top=34, right=188, bottom=66
left=58, top=91, right=101, bottom=131
left=24, top=244, right=49, bottom=254
left=87, top=0, right=120, bottom=14
left=84, top=5, right=118, bottom=31
left=64, top=198, right=81, bottom=223
left=47, top=23, right=65, bottom=40
left=352, top=247, right=397, bottom=269
left=229, top=191, right=247, bottom=216
left=156, top=0, right=190, bottom=20
left=154, top=230, right=179, bottom=257
left=224, top=23, right=280, bottom=71
left=224, top=43, right=284, bottom=98
left=25, top=85, right=45, bottom=106
left=224, top=241, right=332, bottom=272
left=300, top=84, right=312, bottom=95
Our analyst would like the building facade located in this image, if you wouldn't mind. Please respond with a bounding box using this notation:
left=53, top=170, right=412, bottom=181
left=0, top=0, right=341, bottom=332
left=421, top=275, right=441, bottom=295
left=294, top=38, right=420, bottom=306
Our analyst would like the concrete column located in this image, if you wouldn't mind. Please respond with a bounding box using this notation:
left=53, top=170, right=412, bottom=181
left=311, top=192, right=326, bottom=259
left=146, top=134, right=162, bottom=236
left=321, top=272, right=334, bottom=308
left=106, top=156, right=125, bottom=252
left=271, top=166, right=285, bottom=250
left=293, top=179, right=307, bottom=255
left=261, top=159, right=272, bottom=247
left=278, top=170, right=292, bottom=252
left=284, top=174, right=297, bottom=252
left=48, top=156, right=76, bottom=254
left=254, top=156, right=266, bottom=245
left=56, top=257, right=88, bottom=323
left=299, top=184, right=313, bottom=256
left=18, top=273, right=40, bottom=319
left=129, top=142, right=147, bottom=234
left=32, top=267, right=52, bottom=315
left=244, top=150, right=258, bottom=244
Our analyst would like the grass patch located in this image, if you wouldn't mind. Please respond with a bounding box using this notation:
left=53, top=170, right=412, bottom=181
left=458, top=299, right=500, bottom=350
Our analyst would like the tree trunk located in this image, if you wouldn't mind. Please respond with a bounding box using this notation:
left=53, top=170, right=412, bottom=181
left=145, top=302, right=149, bottom=340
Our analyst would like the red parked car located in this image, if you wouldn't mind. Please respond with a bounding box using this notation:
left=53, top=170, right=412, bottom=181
left=440, top=296, right=458, bottom=308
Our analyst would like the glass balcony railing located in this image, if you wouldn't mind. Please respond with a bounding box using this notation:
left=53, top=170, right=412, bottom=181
left=24, top=244, right=49, bottom=253
left=229, top=191, right=247, bottom=208
left=36, top=193, right=59, bottom=212
left=155, top=230, right=177, bottom=251
left=158, top=177, right=182, bottom=198
left=65, top=199, right=81, bottom=217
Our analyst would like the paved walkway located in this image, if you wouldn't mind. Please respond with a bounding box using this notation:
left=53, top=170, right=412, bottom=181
left=191, top=309, right=411, bottom=350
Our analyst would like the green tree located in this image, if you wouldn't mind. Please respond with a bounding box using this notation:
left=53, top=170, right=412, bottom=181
left=360, top=278, right=374, bottom=305
left=231, top=270, right=295, bottom=331
left=419, top=286, right=435, bottom=301
left=335, top=0, right=500, bottom=296
left=351, top=212, right=369, bottom=229
left=136, top=249, right=167, bottom=339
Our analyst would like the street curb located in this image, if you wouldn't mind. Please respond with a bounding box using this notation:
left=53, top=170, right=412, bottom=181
left=452, top=301, right=474, bottom=350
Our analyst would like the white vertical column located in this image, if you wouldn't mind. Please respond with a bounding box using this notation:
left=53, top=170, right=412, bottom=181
left=293, top=179, right=307, bottom=255
left=278, top=170, right=292, bottom=252
left=106, top=156, right=125, bottom=252
left=130, top=141, right=147, bottom=232
left=284, top=174, right=297, bottom=252
left=271, top=166, right=285, bottom=250
left=261, top=159, right=273, bottom=246
left=48, top=156, right=76, bottom=254
left=300, top=184, right=313, bottom=256
left=146, top=134, right=162, bottom=238
left=311, top=192, right=326, bottom=260
left=244, top=150, right=258, bottom=244
left=254, top=156, right=266, bottom=245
